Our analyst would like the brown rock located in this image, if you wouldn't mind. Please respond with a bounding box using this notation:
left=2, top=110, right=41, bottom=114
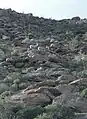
left=8, top=86, right=61, bottom=107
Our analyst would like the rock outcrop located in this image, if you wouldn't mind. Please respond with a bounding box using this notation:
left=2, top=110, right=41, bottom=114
left=0, top=8, right=87, bottom=119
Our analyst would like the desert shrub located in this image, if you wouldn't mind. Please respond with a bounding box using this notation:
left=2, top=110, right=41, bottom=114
left=34, top=104, right=75, bottom=119
left=4, top=72, right=21, bottom=83
left=34, top=113, right=50, bottom=119
left=13, top=79, right=21, bottom=84
left=74, top=54, right=87, bottom=70
left=51, top=105, right=74, bottom=119
left=0, top=83, right=9, bottom=94
left=77, top=70, right=87, bottom=78
left=0, top=102, right=45, bottom=119
left=11, top=83, right=19, bottom=91
left=80, top=88, right=87, bottom=98
left=0, top=104, right=16, bottom=119
left=68, top=38, right=79, bottom=51
left=45, top=104, right=57, bottom=113
left=0, top=99, right=45, bottom=119
left=34, top=104, right=57, bottom=119
left=16, top=106, right=45, bottom=119
left=19, top=82, right=27, bottom=90
left=70, top=53, right=87, bottom=78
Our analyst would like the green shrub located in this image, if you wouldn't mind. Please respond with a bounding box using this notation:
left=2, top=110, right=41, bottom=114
left=0, top=83, right=9, bottom=94
left=13, top=79, right=21, bottom=84
left=0, top=104, right=16, bottom=119
left=34, top=104, right=75, bottom=119
left=80, top=88, right=87, bottom=98
left=45, top=104, right=57, bottom=113
left=4, top=72, right=21, bottom=83
left=19, top=83, right=27, bottom=90
left=51, top=105, right=74, bottom=119
left=16, top=106, right=45, bottom=119
left=34, top=113, right=51, bottom=119
left=68, top=39, right=79, bottom=51
left=11, top=83, right=19, bottom=91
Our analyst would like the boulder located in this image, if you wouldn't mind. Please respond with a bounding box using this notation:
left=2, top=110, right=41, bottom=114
left=57, top=75, right=76, bottom=84
left=53, top=93, right=87, bottom=112
left=0, top=49, right=5, bottom=61
left=57, top=84, right=79, bottom=94
left=8, top=86, right=61, bottom=107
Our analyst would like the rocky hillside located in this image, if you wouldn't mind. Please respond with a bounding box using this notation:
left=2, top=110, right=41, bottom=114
left=0, top=8, right=87, bottom=119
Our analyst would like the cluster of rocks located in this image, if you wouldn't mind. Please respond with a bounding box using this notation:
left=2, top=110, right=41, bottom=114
left=0, top=8, right=87, bottom=119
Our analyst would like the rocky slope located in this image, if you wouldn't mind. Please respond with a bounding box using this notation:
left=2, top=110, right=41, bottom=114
left=0, top=8, right=87, bottom=119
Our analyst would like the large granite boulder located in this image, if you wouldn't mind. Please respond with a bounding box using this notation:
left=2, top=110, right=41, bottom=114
left=7, top=86, right=61, bottom=107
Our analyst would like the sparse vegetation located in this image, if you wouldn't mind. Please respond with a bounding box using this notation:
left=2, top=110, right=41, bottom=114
left=0, top=8, right=87, bottom=119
